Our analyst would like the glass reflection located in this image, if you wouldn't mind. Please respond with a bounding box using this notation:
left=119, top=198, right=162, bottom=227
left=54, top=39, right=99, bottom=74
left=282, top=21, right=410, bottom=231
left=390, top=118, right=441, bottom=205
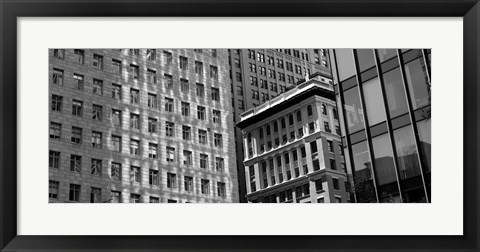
left=356, top=49, right=375, bottom=72
left=383, top=68, right=408, bottom=118
left=351, top=142, right=376, bottom=202
left=335, top=49, right=356, bottom=81
left=343, top=87, right=365, bottom=133
left=362, top=77, right=387, bottom=126
left=376, top=49, right=397, bottom=62
left=372, top=134, right=401, bottom=202
left=404, top=58, right=431, bottom=109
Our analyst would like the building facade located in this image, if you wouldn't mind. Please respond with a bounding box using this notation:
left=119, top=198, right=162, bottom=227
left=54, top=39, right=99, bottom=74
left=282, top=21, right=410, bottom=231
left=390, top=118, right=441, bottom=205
left=237, top=74, right=350, bottom=203
left=228, top=49, right=331, bottom=202
left=49, top=49, right=239, bottom=203
left=330, top=49, right=431, bottom=203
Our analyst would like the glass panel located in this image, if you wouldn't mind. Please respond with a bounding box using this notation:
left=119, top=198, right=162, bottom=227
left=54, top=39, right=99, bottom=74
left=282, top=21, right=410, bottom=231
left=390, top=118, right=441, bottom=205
left=393, top=125, right=427, bottom=203
left=351, top=141, right=376, bottom=203
left=416, top=119, right=431, bottom=176
left=371, top=134, right=401, bottom=202
left=335, top=49, right=356, bottom=81
left=342, top=87, right=365, bottom=134
left=362, top=77, right=387, bottom=126
left=404, top=58, right=431, bottom=109
left=376, top=49, right=397, bottom=62
left=356, top=49, right=375, bottom=72
left=382, top=68, right=408, bottom=118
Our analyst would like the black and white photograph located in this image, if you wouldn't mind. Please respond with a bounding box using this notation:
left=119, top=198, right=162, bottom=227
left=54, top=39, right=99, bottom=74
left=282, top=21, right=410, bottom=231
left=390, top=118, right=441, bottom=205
left=48, top=48, right=431, bottom=203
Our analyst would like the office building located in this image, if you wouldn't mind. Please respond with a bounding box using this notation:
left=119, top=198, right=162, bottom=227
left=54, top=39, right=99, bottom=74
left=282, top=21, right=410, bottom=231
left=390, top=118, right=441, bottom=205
left=229, top=49, right=331, bottom=202
left=237, top=73, right=350, bottom=203
left=330, top=49, right=431, bottom=203
left=49, top=49, right=239, bottom=203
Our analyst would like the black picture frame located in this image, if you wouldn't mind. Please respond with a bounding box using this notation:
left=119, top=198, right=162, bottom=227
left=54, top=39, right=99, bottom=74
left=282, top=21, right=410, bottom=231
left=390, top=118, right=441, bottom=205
left=1, top=0, right=479, bottom=251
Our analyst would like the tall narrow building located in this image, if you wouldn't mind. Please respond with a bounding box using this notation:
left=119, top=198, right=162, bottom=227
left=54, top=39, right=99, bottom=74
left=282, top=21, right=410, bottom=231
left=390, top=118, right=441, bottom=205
left=228, top=49, right=331, bottom=202
left=49, top=49, right=239, bottom=203
left=236, top=73, right=349, bottom=203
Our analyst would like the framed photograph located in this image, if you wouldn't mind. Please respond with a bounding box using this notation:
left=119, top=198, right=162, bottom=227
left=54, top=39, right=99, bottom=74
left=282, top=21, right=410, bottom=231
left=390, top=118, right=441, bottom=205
left=1, top=0, right=479, bottom=251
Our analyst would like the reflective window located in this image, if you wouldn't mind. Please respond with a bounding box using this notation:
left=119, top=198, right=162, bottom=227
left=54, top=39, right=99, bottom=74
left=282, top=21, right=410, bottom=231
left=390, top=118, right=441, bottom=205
left=362, top=77, right=386, bottom=126
left=351, top=142, right=376, bottom=203
left=371, top=134, right=401, bottom=202
left=376, top=49, right=397, bottom=62
left=342, top=87, right=365, bottom=133
left=383, top=68, right=408, bottom=118
left=416, top=119, right=431, bottom=174
left=335, top=49, right=356, bottom=81
left=404, top=58, right=430, bottom=109
left=356, top=49, right=375, bottom=72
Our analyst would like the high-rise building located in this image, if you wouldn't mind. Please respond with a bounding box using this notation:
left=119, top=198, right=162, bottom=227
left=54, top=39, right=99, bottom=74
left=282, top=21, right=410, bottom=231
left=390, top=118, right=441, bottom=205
left=229, top=49, right=331, bottom=202
left=330, top=49, right=431, bottom=203
left=49, top=49, right=239, bottom=203
left=237, top=73, right=350, bottom=203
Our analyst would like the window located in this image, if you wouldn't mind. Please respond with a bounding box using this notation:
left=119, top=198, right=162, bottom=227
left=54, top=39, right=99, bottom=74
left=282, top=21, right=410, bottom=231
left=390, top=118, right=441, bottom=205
left=164, top=74, right=173, bottom=89
left=93, top=79, right=103, bottom=95
left=289, top=114, right=294, bottom=126
left=50, top=122, right=61, bottom=140
left=214, top=133, right=223, bottom=148
left=148, top=143, right=158, bottom=159
left=196, top=83, right=205, bottom=98
left=251, top=90, right=259, bottom=100
left=235, top=72, right=242, bottom=82
left=112, top=109, right=121, bottom=126
left=249, top=63, right=256, bottom=73
left=238, top=100, right=244, bottom=110
left=69, top=184, right=81, bottom=202
left=180, top=79, right=189, bottom=93
left=91, top=158, right=102, bottom=176
left=260, top=79, right=267, bottom=89
left=197, top=106, right=206, bottom=120
left=309, top=122, right=315, bottom=133
left=216, top=157, right=224, bottom=172
left=336, top=126, right=341, bottom=135
left=333, top=108, right=338, bottom=120
left=310, top=141, right=318, bottom=153
left=259, top=66, right=266, bottom=75
left=163, top=51, right=172, bottom=65
left=49, top=180, right=59, bottom=199
left=51, top=94, right=62, bottom=112
left=130, top=139, right=140, bottom=155
left=327, top=140, right=334, bottom=152
left=217, top=182, right=226, bottom=197
left=330, top=159, right=337, bottom=170
left=112, top=59, right=122, bottom=74
left=332, top=178, right=340, bottom=190
left=146, top=49, right=156, bottom=60
left=112, top=84, right=121, bottom=100
left=130, top=113, right=139, bottom=130
left=270, top=82, right=277, bottom=92
left=149, top=169, right=158, bottom=185
left=165, top=98, right=174, bottom=112
left=73, top=73, right=84, bottom=90
left=166, top=147, right=175, bottom=162
left=112, top=135, right=121, bottom=152
left=201, top=179, right=210, bottom=194
left=49, top=150, right=60, bottom=169
left=167, top=172, right=177, bottom=189
left=111, top=191, right=121, bottom=203
left=71, top=127, right=82, bottom=144
left=363, top=77, right=387, bottom=125
left=148, top=117, right=157, bottom=133
left=273, top=121, right=278, bottom=132
left=90, top=187, right=101, bottom=203
left=130, top=194, right=140, bottom=203
left=268, top=69, right=276, bottom=78
left=181, top=102, right=190, bottom=116
left=211, top=49, right=217, bottom=57
left=130, top=89, right=139, bottom=104
left=295, top=65, right=302, bottom=74
left=281, top=118, right=286, bottom=129
left=130, top=166, right=140, bottom=183
left=168, top=199, right=177, bottom=203
left=53, top=49, right=64, bottom=59
left=111, top=162, right=121, bottom=180
left=200, top=154, right=208, bottom=169
left=130, top=49, right=139, bottom=56
left=93, top=54, right=103, bottom=70
left=179, top=56, right=188, bottom=70
left=404, top=58, right=431, bottom=109
left=198, top=129, right=207, bottom=144
left=324, top=122, right=331, bottom=133
left=257, top=52, right=265, bottom=62
left=74, top=49, right=84, bottom=64
left=129, top=64, right=139, bottom=79
left=211, top=87, right=220, bottom=101
left=165, top=121, right=174, bottom=137
left=212, top=110, right=221, bottom=124
left=182, top=125, right=191, bottom=140
left=147, top=69, right=157, bottom=84
left=183, top=176, right=194, bottom=192
left=195, top=61, right=203, bottom=74
left=147, top=93, right=157, bottom=108
left=183, top=150, right=192, bottom=165
left=248, top=49, right=255, bottom=59
left=150, top=197, right=160, bottom=203
left=343, top=86, right=365, bottom=133
left=92, top=104, right=102, bottom=120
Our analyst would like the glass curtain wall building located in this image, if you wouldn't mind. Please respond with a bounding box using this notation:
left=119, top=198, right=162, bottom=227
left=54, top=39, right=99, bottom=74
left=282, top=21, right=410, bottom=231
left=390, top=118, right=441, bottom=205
left=330, top=49, right=431, bottom=203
